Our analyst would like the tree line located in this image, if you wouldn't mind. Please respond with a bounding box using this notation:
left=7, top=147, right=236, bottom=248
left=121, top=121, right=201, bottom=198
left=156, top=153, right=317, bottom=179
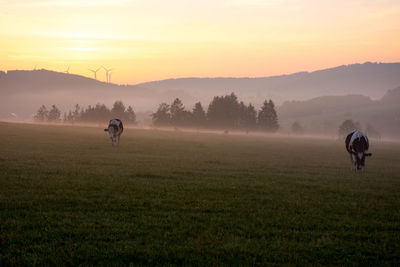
left=286, top=119, right=380, bottom=139
left=33, top=96, right=380, bottom=139
left=338, top=119, right=380, bottom=140
left=152, top=93, right=279, bottom=132
left=34, top=101, right=136, bottom=125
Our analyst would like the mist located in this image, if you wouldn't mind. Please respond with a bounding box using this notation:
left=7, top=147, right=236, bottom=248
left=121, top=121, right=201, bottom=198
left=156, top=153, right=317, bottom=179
left=1, top=62, right=400, bottom=140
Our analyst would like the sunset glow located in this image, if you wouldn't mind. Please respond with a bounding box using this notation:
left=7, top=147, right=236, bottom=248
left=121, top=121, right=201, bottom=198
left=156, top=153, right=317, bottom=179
left=1, top=0, right=399, bottom=84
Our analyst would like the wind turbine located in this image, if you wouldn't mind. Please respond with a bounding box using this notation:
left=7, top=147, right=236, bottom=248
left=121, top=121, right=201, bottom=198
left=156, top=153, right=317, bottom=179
left=108, top=71, right=113, bottom=83
left=88, top=67, right=101, bottom=80
left=102, top=66, right=113, bottom=83
left=63, top=66, right=70, bottom=74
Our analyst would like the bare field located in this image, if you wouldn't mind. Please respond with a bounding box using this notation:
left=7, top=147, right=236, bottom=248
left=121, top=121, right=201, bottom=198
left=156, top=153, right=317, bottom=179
left=0, top=122, right=399, bottom=265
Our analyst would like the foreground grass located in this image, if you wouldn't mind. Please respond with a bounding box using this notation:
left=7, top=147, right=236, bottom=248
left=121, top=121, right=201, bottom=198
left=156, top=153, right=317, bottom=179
left=0, top=122, right=399, bottom=266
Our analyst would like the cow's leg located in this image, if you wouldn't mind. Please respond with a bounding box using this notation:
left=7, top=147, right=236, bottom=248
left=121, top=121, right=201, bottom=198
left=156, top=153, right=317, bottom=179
left=350, top=154, right=355, bottom=171
left=360, top=153, right=366, bottom=171
left=350, top=154, right=357, bottom=171
left=356, top=152, right=364, bottom=171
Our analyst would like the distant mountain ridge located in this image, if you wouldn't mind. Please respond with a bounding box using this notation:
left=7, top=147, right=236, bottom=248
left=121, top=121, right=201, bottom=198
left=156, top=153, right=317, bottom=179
left=1, top=62, right=400, bottom=126
left=136, top=62, right=400, bottom=104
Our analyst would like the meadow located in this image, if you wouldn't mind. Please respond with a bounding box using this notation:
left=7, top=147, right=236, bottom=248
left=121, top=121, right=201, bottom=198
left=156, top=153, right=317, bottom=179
left=0, top=122, right=399, bottom=266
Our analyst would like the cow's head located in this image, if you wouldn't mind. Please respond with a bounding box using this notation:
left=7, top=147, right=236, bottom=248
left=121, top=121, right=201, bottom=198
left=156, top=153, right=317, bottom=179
left=108, top=126, right=117, bottom=145
left=104, top=126, right=118, bottom=146
left=351, top=152, right=372, bottom=171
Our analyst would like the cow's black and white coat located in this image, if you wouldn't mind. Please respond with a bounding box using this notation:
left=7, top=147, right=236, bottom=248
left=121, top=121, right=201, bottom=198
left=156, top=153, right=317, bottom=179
left=104, top=119, right=124, bottom=146
left=345, top=130, right=372, bottom=171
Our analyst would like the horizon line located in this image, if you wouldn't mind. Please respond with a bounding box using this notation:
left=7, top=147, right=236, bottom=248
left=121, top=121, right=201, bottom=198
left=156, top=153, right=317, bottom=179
left=2, top=61, right=399, bottom=86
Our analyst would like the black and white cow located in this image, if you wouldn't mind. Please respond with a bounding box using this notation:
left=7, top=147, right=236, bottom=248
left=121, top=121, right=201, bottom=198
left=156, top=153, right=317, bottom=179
left=345, top=130, right=372, bottom=171
left=104, top=118, right=124, bottom=146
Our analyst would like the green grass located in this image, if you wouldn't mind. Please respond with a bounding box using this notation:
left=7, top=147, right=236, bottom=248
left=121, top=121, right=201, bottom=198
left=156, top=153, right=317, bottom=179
left=0, top=122, right=399, bottom=266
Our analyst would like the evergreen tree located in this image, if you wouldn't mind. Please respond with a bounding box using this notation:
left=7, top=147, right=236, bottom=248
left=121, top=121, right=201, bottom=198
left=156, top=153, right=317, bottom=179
left=237, top=101, right=247, bottom=129
left=67, top=111, right=73, bottom=122
left=291, top=121, right=304, bottom=135
left=170, top=98, right=190, bottom=126
left=80, top=105, right=93, bottom=122
left=207, top=93, right=240, bottom=129
left=93, top=103, right=111, bottom=123
left=34, top=105, right=48, bottom=122
left=246, top=104, right=257, bottom=129
left=111, top=100, right=126, bottom=119
left=238, top=102, right=257, bottom=131
left=258, top=99, right=279, bottom=132
left=192, top=102, right=206, bottom=127
left=48, top=105, right=61, bottom=122
left=73, top=104, right=80, bottom=122
left=126, top=105, right=136, bottom=125
left=152, top=103, right=170, bottom=126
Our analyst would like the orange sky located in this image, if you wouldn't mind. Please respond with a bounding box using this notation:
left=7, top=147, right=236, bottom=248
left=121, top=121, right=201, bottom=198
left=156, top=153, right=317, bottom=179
left=1, top=0, right=399, bottom=84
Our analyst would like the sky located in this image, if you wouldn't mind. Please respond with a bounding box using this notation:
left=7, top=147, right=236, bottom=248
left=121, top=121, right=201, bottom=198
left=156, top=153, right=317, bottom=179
left=1, top=0, right=399, bottom=84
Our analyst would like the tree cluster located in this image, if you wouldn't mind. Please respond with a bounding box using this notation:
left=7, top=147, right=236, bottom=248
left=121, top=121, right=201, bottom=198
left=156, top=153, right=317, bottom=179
left=152, top=93, right=279, bottom=132
left=34, top=105, right=61, bottom=122
left=34, top=101, right=136, bottom=125
left=338, top=119, right=380, bottom=140
left=291, top=121, right=304, bottom=135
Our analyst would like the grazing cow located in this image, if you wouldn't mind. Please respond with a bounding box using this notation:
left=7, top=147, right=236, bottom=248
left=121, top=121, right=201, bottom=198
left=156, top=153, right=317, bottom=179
left=345, top=130, right=372, bottom=171
left=104, top=119, right=124, bottom=146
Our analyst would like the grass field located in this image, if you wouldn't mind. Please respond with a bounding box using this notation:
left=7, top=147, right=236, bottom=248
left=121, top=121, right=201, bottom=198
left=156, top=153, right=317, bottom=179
left=0, top=122, right=399, bottom=266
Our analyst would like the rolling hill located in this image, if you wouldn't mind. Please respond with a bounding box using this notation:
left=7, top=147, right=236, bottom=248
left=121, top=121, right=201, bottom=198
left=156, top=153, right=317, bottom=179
left=277, top=87, right=400, bottom=138
left=0, top=69, right=156, bottom=120
left=1, top=62, right=400, bottom=131
left=137, top=62, right=400, bottom=105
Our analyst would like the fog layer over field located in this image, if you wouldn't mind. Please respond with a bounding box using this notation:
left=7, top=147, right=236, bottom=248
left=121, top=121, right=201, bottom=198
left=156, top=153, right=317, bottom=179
left=1, top=62, right=400, bottom=139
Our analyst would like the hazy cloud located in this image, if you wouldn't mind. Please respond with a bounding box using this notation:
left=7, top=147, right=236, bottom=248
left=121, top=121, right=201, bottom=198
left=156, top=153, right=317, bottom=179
left=2, top=0, right=132, bottom=8
left=226, top=0, right=292, bottom=7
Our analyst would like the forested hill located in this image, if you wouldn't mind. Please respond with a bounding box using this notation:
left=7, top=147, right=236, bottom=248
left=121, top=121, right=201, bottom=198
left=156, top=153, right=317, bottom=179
left=0, top=69, right=156, bottom=119
left=1, top=62, right=400, bottom=121
left=277, top=87, right=400, bottom=138
left=380, top=86, right=400, bottom=105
